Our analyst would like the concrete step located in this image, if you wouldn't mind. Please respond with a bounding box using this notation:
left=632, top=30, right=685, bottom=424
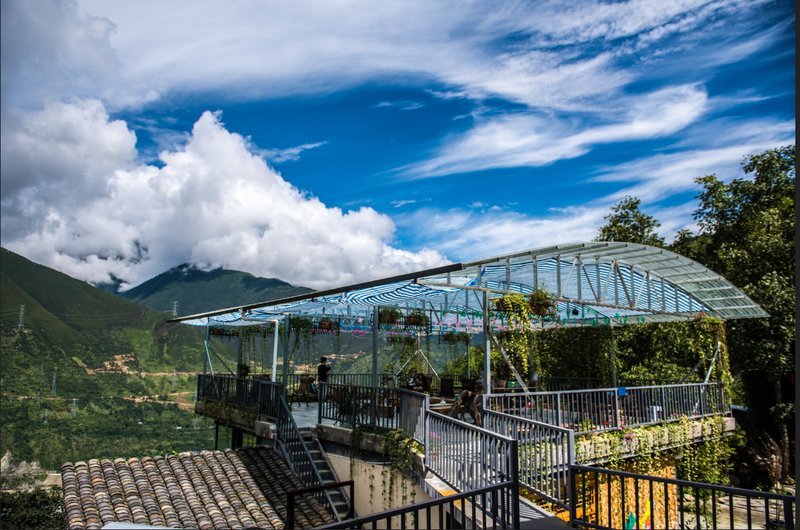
left=294, top=430, right=352, bottom=520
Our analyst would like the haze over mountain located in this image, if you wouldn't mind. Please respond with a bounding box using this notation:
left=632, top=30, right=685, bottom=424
left=119, top=264, right=312, bottom=317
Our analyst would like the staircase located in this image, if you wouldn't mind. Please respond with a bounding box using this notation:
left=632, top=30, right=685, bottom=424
left=299, top=428, right=352, bottom=520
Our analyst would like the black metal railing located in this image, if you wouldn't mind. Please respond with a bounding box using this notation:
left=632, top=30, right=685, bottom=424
left=279, top=372, right=395, bottom=393
left=196, top=374, right=341, bottom=520
left=275, top=394, right=339, bottom=519
left=197, top=373, right=283, bottom=421
left=197, top=373, right=256, bottom=408
left=287, top=481, right=354, bottom=529
left=317, top=382, right=427, bottom=433
left=485, top=382, right=728, bottom=434
left=315, top=480, right=521, bottom=529
left=570, top=465, right=796, bottom=529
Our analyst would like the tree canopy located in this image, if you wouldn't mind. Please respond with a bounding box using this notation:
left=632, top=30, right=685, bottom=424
left=670, top=145, right=795, bottom=480
left=595, top=196, right=665, bottom=246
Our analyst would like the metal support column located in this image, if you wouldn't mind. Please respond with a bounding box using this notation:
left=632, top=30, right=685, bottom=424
left=483, top=289, right=491, bottom=394
left=609, top=320, right=618, bottom=388
left=371, top=305, right=379, bottom=426
left=282, top=314, right=290, bottom=386
left=372, top=306, right=379, bottom=388
left=236, top=325, right=245, bottom=377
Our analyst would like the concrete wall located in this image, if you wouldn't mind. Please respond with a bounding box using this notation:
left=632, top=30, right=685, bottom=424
left=328, top=454, right=446, bottom=529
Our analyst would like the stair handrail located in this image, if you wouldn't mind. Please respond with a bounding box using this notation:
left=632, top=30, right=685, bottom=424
left=305, top=432, right=353, bottom=519
left=287, top=480, right=354, bottom=528
left=275, top=394, right=342, bottom=521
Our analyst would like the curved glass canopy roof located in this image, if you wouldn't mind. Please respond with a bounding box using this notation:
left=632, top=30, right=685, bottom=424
left=173, top=242, right=767, bottom=332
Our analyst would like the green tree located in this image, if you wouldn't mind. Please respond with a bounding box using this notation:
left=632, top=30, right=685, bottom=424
left=596, top=196, right=665, bottom=246
left=670, top=145, right=795, bottom=481
left=0, top=488, right=65, bottom=529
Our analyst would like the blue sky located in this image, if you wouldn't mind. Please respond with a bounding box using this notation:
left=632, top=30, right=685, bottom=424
left=0, top=0, right=794, bottom=290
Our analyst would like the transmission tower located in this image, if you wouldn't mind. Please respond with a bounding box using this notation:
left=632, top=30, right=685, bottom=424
left=70, top=399, right=78, bottom=417
left=43, top=408, right=49, bottom=425
left=172, top=301, right=179, bottom=316
left=51, top=368, right=58, bottom=396
left=18, top=304, right=25, bottom=329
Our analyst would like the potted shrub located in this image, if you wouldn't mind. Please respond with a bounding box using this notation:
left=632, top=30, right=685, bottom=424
left=317, top=317, right=336, bottom=331
left=528, top=288, right=556, bottom=318
left=404, top=312, right=428, bottom=327
left=379, top=307, right=402, bottom=324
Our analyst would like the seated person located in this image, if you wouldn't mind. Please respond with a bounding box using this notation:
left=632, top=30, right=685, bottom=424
left=412, top=372, right=425, bottom=392
left=412, top=372, right=431, bottom=393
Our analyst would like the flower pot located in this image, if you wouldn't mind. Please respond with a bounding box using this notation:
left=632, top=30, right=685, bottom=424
left=405, top=314, right=427, bottom=326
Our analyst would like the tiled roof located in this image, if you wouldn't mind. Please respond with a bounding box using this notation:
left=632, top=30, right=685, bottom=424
left=61, top=446, right=335, bottom=529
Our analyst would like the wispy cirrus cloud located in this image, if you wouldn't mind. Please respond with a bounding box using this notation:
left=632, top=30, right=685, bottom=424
left=11, top=0, right=770, bottom=112
left=398, top=121, right=794, bottom=257
left=373, top=100, right=425, bottom=111
left=258, top=141, right=327, bottom=163
left=401, top=84, right=709, bottom=178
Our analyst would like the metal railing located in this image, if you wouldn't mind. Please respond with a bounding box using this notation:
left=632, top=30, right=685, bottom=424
left=534, top=376, right=606, bottom=392
left=399, top=389, right=429, bottom=445
left=317, top=382, right=428, bottom=436
left=287, top=481, right=354, bottom=529
left=197, top=373, right=257, bottom=408
left=315, top=480, right=520, bottom=529
left=483, top=409, right=574, bottom=509
left=197, top=373, right=283, bottom=421
left=570, top=465, right=796, bottom=529
left=485, top=383, right=728, bottom=434
left=425, top=411, right=519, bottom=496
left=196, top=374, right=341, bottom=521
left=275, top=394, right=340, bottom=520
left=279, top=372, right=395, bottom=391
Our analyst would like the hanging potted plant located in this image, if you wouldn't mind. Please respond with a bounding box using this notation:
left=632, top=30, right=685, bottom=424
left=528, top=288, right=556, bottom=318
left=317, top=317, right=336, bottom=331
left=493, top=293, right=528, bottom=314
left=404, top=312, right=428, bottom=327
left=379, top=307, right=402, bottom=325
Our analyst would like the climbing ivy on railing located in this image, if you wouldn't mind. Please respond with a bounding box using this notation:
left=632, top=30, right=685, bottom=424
left=575, top=416, right=740, bottom=485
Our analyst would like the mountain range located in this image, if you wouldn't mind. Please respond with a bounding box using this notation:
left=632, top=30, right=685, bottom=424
left=119, top=263, right=311, bottom=317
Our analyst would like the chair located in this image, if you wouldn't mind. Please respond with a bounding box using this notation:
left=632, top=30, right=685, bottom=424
left=460, top=378, right=477, bottom=393
left=439, top=377, right=454, bottom=398
left=289, top=375, right=313, bottom=407
left=422, top=374, right=433, bottom=393
left=382, top=374, right=396, bottom=388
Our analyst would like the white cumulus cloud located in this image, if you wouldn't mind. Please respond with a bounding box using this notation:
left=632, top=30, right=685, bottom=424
left=1, top=104, right=448, bottom=289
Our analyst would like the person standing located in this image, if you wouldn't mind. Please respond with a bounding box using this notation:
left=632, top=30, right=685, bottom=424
left=317, top=356, right=331, bottom=383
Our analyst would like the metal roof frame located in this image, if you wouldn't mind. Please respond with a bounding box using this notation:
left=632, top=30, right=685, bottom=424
left=171, top=242, right=767, bottom=330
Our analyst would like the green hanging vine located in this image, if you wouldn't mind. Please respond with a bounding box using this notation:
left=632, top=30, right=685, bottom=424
left=381, top=430, right=421, bottom=507
left=493, top=292, right=535, bottom=380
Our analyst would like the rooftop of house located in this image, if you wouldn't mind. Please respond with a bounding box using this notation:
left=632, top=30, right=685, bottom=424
left=61, top=446, right=335, bottom=530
